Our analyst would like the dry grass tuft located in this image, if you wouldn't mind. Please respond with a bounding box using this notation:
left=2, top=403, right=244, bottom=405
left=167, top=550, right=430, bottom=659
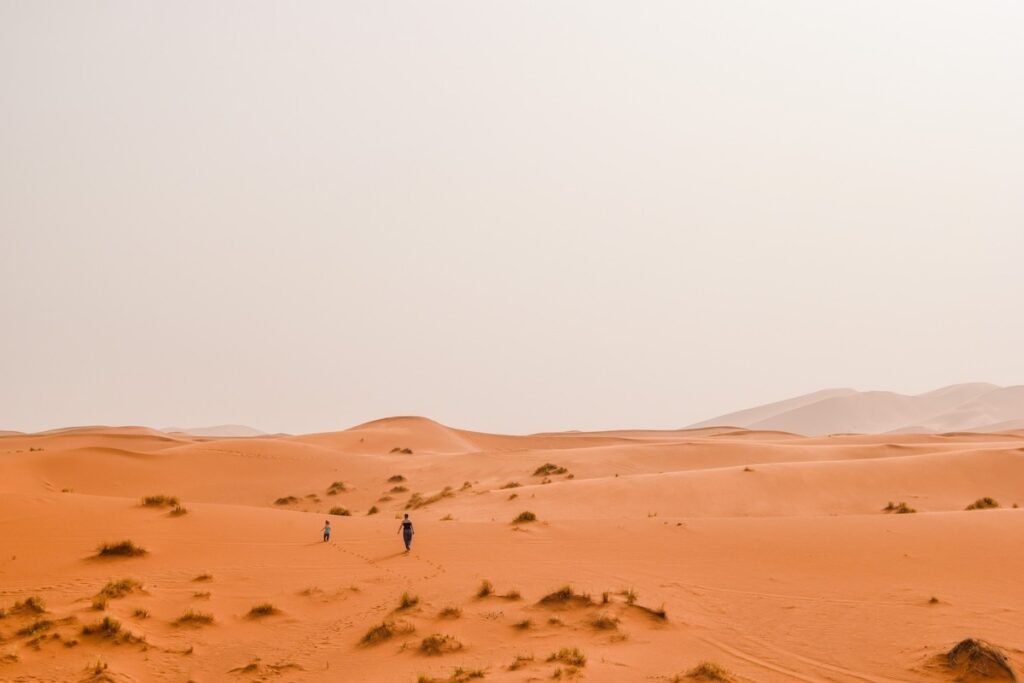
left=539, top=586, right=592, bottom=607
left=438, top=606, right=462, bottom=619
left=141, top=494, right=179, bottom=507
left=367, top=506, right=379, bottom=515
left=192, top=573, right=213, bottom=582
left=407, top=487, right=455, bottom=510
left=132, top=608, right=149, bottom=619
left=96, top=540, right=147, bottom=557
left=945, top=638, right=1016, bottom=681
left=512, top=619, right=532, bottom=630
left=274, top=496, right=299, bottom=505
left=590, top=613, right=620, bottom=630
left=684, top=661, right=732, bottom=681
left=398, top=591, right=420, bottom=610
left=391, top=447, right=414, bottom=454
left=533, top=463, right=568, bottom=477
left=169, top=503, right=188, bottom=516
left=247, top=603, right=280, bottom=618
left=388, top=474, right=406, bottom=483
left=12, top=596, right=45, bottom=614
left=16, top=619, right=53, bottom=637
left=80, top=616, right=122, bottom=638
left=174, top=609, right=214, bottom=627
left=512, top=511, right=537, bottom=524
left=192, top=591, right=211, bottom=599
left=882, top=501, right=916, bottom=514
left=509, top=654, right=534, bottom=670
left=359, top=619, right=414, bottom=646
left=329, top=506, right=351, bottom=516
left=965, top=497, right=1000, bottom=510
left=547, top=647, right=586, bottom=667
left=502, top=589, right=522, bottom=601
left=501, top=481, right=522, bottom=489
left=97, top=578, right=143, bottom=600
left=634, top=603, right=668, bottom=620
left=477, top=580, right=494, bottom=598
left=419, top=633, right=463, bottom=656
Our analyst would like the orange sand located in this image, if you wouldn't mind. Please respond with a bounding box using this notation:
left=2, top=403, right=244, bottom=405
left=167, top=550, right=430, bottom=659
left=1, top=418, right=1022, bottom=682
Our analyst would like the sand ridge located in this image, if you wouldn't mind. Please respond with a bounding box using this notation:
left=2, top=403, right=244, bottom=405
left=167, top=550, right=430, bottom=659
left=1, top=420, right=1022, bottom=682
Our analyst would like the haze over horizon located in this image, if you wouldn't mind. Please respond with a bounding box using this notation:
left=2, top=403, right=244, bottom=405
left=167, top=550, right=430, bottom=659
left=3, top=1, right=1023, bottom=434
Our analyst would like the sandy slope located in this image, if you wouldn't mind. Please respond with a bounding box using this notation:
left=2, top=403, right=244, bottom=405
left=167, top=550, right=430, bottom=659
left=1, top=420, right=1023, bottom=683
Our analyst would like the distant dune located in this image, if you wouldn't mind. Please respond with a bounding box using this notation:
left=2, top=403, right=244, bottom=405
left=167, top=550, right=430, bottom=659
left=691, top=382, right=1024, bottom=435
left=162, top=424, right=267, bottom=438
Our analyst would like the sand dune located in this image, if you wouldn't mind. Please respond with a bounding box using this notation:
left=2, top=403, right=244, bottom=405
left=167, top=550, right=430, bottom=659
left=2, top=420, right=1022, bottom=682
left=162, top=425, right=268, bottom=438
left=692, top=383, right=1024, bottom=435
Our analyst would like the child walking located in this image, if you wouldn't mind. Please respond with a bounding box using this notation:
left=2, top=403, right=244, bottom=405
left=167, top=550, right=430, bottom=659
left=322, top=520, right=331, bottom=542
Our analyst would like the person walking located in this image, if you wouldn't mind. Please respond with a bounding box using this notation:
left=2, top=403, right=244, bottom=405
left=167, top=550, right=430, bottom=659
left=397, top=513, right=414, bottom=552
left=321, top=520, right=331, bottom=542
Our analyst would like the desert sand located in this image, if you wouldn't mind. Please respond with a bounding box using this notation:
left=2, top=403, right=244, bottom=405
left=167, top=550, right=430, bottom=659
left=1, top=418, right=1023, bottom=682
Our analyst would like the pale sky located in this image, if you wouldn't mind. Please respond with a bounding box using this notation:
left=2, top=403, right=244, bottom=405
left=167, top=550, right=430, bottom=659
left=2, top=1, right=1022, bottom=434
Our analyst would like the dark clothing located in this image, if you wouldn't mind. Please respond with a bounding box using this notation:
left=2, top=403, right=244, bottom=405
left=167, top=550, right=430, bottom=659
left=402, top=520, right=413, bottom=550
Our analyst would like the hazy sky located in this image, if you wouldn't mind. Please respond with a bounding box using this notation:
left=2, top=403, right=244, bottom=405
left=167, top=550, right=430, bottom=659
left=2, top=1, right=1022, bottom=434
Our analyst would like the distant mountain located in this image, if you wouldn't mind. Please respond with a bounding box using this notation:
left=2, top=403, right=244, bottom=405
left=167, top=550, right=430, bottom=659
left=162, top=425, right=266, bottom=438
left=689, top=383, right=1024, bottom=435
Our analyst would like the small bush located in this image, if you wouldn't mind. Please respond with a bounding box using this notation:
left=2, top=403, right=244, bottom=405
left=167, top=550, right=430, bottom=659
left=192, top=573, right=213, bottom=582
left=438, top=606, right=462, bottom=619
left=12, top=596, right=45, bottom=614
left=169, top=504, right=188, bottom=516
left=398, top=592, right=420, bottom=610
left=547, top=647, right=586, bottom=667
left=17, top=619, right=53, bottom=637
left=929, top=596, right=940, bottom=604
left=509, top=654, right=534, bottom=670
left=274, top=496, right=299, bottom=505
left=477, top=580, right=494, bottom=598
left=390, top=485, right=409, bottom=493
left=192, top=591, right=211, bottom=599
left=946, top=638, right=1016, bottom=681
left=441, top=513, right=454, bottom=521
left=512, top=619, right=532, bottom=630
left=502, top=589, right=522, bottom=601
left=500, top=481, right=521, bottom=489
left=388, top=475, right=406, bottom=483
left=360, top=620, right=412, bottom=646
left=539, top=586, right=591, bottom=606
left=882, top=501, right=916, bottom=514
left=508, top=493, right=518, bottom=501
left=512, top=511, right=537, bottom=524
left=329, top=507, right=351, bottom=516
left=132, top=608, right=149, bottom=619
left=247, top=603, right=279, bottom=618
left=96, top=540, right=147, bottom=557
left=635, top=603, right=668, bottom=620
left=174, top=609, right=214, bottom=627
left=141, top=495, right=179, bottom=507
left=81, top=616, right=121, bottom=638
left=407, top=487, right=454, bottom=509
left=965, top=497, right=999, bottom=510
left=420, top=633, right=462, bottom=656
left=591, top=613, right=620, bottom=630
left=686, top=661, right=731, bottom=681
left=533, top=463, right=567, bottom=477
left=623, top=588, right=638, bottom=605
left=367, top=506, right=379, bottom=515
left=91, top=597, right=107, bottom=611
left=98, top=578, right=143, bottom=599
left=327, top=481, right=347, bottom=494
left=390, top=447, right=414, bottom=454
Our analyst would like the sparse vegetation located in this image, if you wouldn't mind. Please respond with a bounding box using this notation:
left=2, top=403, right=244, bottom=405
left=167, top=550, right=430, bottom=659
left=391, top=447, right=414, bottom=454
left=945, top=638, right=1016, bottom=681
left=685, top=661, right=732, bottom=681
left=388, top=475, right=406, bottom=483
left=174, top=609, right=214, bottom=627
left=398, top=592, right=420, bottom=610
left=882, top=501, right=916, bottom=514
left=91, top=597, right=107, bottom=611
left=12, top=596, right=45, bottom=614
left=420, top=633, right=463, bottom=656
left=391, top=485, right=409, bottom=493
left=512, top=619, right=532, bottom=630
left=441, top=513, right=454, bottom=521
left=533, top=463, right=567, bottom=477
left=192, top=591, right=211, bottom=599
left=192, top=573, right=213, bottom=582
left=406, top=486, right=455, bottom=509
left=965, top=497, right=1000, bottom=510
left=141, top=494, right=179, bottom=507
left=508, top=493, right=518, bottom=501
left=929, top=596, right=941, bottom=604
left=539, top=586, right=592, bottom=606
left=367, top=506, right=380, bottom=515
left=591, top=613, right=620, bottom=630
left=169, top=503, right=188, bottom=516
left=634, top=603, right=668, bottom=620
left=360, top=620, right=413, bottom=646
left=438, top=606, right=462, bottom=619
left=743, top=466, right=754, bottom=473
left=622, top=588, right=638, bottom=605
left=502, top=589, right=522, bottom=601
left=96, top=540, right=147, bottom=557
left=477, top=580, right=494, bottom=598
left=547, top=647, right=586, bottom=667
left=132, top=608, right=149, bottom=619
left=329, top=506, right=352, bottom=516
left=327, top=481, right=347, bottom=495
left=512, top=511, right=537, bottom=524
left=274, top=496, right=300, bottom=505
left=81, top=616, right=122, bottom=638
left=500, top=481, right=521, bottom=489
left=509, top=654, right=534, bottom=670
left=16, top=619, right=53, bottom=637
left=98, top=578, right=142, bottom=599
left=247, top=603, right=280, bottom=618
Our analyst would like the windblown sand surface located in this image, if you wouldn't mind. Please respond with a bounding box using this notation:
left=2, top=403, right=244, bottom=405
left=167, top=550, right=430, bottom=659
left=2, top=419, right=1023, bottom=682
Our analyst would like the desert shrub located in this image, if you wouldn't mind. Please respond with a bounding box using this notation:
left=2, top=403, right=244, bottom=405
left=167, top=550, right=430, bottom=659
left=508, top=493, right=518, bottom=500
left=477, top=580, right=494, bottom=598
left=329, top=507, right=351, bottom=516
left=929, top=596, right=940, bottom=604
left=882, top=501, right=916, bottom=514
left=91, top=597, right=107, bottom=610
left=12, top=596, right=45, bottom=614
left=533, top=463, right=567, bottom=476
left=96, top=541, right=147, bottom=557
left=388, top=474, right=406, bottom=483
left=390, top=485, right=409, bottom=493
left=367, top=506, right=379, bottom=515
left=547, top=647, right=586, bottom=667
left=623, top=588, right=638, bottom=605
left=500, top=481, right=521, bottom=489
left=169, top=504, right=188, bottom=516
left=965, top=497, right=1000, bottom=510
left=502, top=589, right=522, bottom=600
left=946, top=638, right=1015, bottom=681
left=132, top=608, right=149, bottom=619
left=192, top=591, right=211, bottom=599
left=16, top=619, right=53, bottom=637
left=192, top=573, right=213, bottom=582
left=398, top=592, right=420, bottom=610
left=81, top=616, right=121, bottom=638
left=407, top=487, right=454, bottom=509
left=173, top=610, right=214, bottom=626
left=539, top=586, right=591, bottom=606
left=441, top=513, right=454, bottom=521
left=512, top=511, right=537, bottom=524
left=438, top=606, right=462, bottom=619
left=247, top=603, right=279, bottom=618
left=274, top=496, right=299, bottom=505
left=591, top=613, right=620, bottom=630
left=327, top=481, right=347, bottom=494
left=685, top=661, right=731, bottom=681
left=390, top=447, right=414, bottom=454
left=420, top=633, right=462, bottom=656
left=512, top=619, right=531, bottom=630
left=635, top=603, right=668, bottom=620
left=141, top=495, right=179, bottom=507
left=98, top=578, right=142, bottom=599
left=360, top=620, right=409, bottom=645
